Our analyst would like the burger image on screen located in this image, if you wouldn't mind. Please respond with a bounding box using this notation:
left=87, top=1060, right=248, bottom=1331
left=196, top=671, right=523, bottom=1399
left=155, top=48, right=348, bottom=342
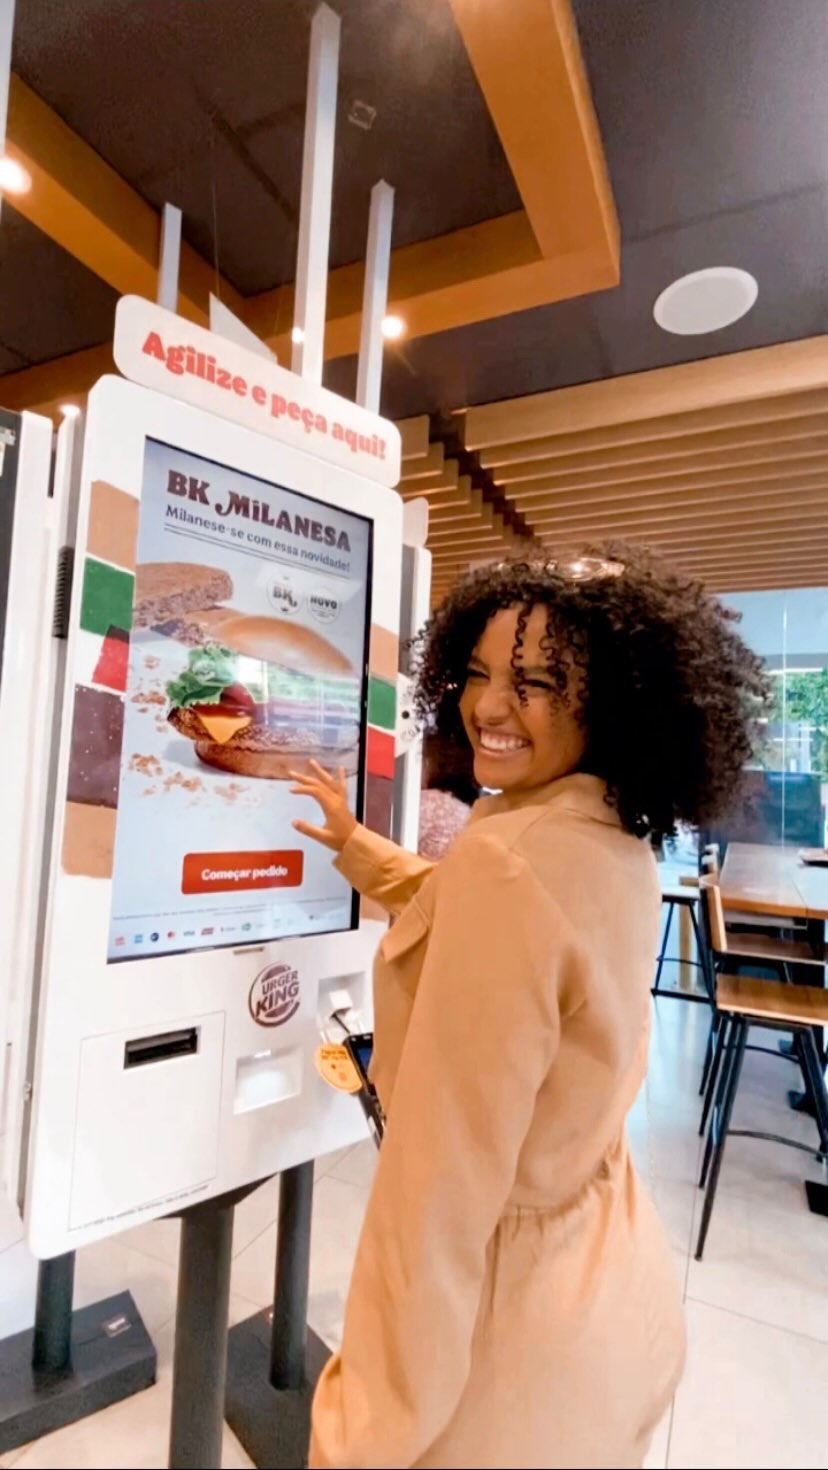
left=165, top=615, right=362, bottom=779
left=134, top=562, right=233, bottom=629
left=133, top=561, right=239, bottom=646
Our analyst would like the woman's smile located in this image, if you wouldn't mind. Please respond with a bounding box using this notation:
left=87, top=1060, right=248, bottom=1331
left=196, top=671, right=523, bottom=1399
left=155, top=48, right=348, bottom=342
left=459, top=606, right=587, bottom=793
left=474, top=726, right=532, bottom=756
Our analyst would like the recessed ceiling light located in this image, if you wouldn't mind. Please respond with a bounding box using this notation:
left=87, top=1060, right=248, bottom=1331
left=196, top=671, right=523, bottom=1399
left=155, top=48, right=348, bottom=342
left=291, top=325, right=305, bottom=344
left=0, top=156, right=32, bottom=195
left=59, top=403, right=81, bottom=419
left=654, top=267, right=758, bottom=336
left=381, top=315, right=405, bottom=340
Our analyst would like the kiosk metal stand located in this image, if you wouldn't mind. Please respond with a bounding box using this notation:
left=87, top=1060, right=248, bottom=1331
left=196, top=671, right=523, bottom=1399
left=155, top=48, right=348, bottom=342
left=0, top=1251, right=156, bottom=1454
left=168, top=1182, right=266, bottom=1470
left=224, top=1163, right=330, bottom=1469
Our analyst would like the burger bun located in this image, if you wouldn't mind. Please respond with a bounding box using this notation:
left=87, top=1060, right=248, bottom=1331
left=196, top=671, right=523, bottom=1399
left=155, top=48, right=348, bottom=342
left=216, top=615, right=352, bottom=675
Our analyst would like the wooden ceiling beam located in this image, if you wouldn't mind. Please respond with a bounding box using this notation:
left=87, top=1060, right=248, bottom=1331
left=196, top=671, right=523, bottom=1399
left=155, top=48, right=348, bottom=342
left=539, top=528, right=828, bottom=561
left=427, top=513, right=494, bottom=531
left=667, top=550, right=828, bottom=575
left=429, top=525, right=508, bottom=546
left=252, top=0, right=619, bottom=359
left=532, top=525, right=828, bottom=559
left=430, top=539, right=511, bottom=556
left=0, top=0, right=621, bottom=415
left=493, top=436, right=828, bottom=490
left=576, top=526, right=828, bottom=556
left=428, top=495, right=494, bottom=527
left=252, top=210, right=562, bottom=361
left=6, top=75, right=242, bottom=323
left=448, top=0, right=618, bottom=265
left=510, top=463, right=828, bottom=511
left=400, top=471, right=460, bottom=494
left=523, top=485, right=828, bottom=535
left=464, top=338, right=828, bottom=450
left=661, top=543, right=828, bottom=566
left=430, top=547, right=512, bottom=567
left=399, top=443, right=445, bottom=479
left=397, top=416, right=431, bottom=461
left=431, top=553, right=828, bottom=593
left=705, top=573, right=828, bottom=592
left=424, top=475, right=479, bottom=513
left=0, top=341, right=116, bottom=415
left=478, top=404, right=828, bottom=471
left=429, top=535, right=506, bottom=554
left=399, top=484, right=467, bottom=513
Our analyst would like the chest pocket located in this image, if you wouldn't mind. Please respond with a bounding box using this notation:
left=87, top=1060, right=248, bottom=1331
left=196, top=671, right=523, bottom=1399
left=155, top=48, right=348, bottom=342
left=378, top=900, right=430, bottom=978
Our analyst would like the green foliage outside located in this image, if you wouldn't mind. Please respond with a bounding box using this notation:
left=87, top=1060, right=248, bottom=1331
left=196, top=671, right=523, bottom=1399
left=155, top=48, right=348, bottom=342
left=765, top=669, right=828, bottom=777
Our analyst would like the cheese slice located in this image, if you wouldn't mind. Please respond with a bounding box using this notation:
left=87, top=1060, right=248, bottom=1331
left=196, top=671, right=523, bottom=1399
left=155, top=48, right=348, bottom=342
left=196, top=712, right=252, bottom=745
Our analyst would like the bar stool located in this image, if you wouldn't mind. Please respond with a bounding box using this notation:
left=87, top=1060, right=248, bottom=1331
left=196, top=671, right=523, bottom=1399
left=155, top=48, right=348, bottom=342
left=652, top=877, right=708, bottom=1001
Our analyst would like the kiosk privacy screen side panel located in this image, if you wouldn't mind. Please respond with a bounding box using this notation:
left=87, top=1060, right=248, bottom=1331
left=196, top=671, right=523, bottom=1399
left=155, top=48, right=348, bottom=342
left=0, top=409, right=22, bottom=688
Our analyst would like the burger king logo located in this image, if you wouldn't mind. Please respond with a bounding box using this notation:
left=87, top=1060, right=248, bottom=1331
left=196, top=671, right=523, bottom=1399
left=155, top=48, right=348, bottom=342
left=249, top=963, right=301, bottom=1028
left=266, top=571, right=303, bottom=618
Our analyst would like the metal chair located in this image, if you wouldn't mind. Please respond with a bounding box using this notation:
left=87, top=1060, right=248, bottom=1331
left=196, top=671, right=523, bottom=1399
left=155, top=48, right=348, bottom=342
left=651, top=877, right=708, bottom=1001
left=696, top=975, right=828, bottom=1260
left=695, top=879, right=828, bottom=1260
left=698, top=875, right=827, bottom=1129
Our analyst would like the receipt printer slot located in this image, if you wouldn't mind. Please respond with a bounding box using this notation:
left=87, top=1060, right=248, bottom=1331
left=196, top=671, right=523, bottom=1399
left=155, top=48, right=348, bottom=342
left=124, top=1027, right=200, bottom=1069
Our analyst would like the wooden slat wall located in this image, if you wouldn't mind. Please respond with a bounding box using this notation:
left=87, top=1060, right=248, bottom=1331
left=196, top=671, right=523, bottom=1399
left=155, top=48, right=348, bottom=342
left=446, top=337, right=828, bottom=595
left=396, top=447, right=525, bottom=605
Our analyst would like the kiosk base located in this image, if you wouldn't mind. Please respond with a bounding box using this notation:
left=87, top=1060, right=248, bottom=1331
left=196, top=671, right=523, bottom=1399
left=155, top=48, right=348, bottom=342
left=225, top=1312, right=330, bottom=1470
left=805, top=1179, right=828, bottom=1216
left=0, top=1289, right=156, bottom=1454
left=225, top=1163, right=329, bottom=1469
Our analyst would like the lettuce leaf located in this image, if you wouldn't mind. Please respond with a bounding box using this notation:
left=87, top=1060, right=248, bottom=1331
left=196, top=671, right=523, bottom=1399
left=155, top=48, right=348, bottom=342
left=166, top=644, right=242, bottom=707
left=165, top=641, right=360, bottom=709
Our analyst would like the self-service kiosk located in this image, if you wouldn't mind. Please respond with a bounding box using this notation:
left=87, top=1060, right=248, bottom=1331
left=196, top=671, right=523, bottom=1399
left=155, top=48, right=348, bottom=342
left=2, top=297, right=429, bottom=1464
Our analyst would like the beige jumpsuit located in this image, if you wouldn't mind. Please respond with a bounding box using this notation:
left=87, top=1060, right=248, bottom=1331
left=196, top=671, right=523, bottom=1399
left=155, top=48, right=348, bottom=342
left=310, top=773, right=686, bottom=1469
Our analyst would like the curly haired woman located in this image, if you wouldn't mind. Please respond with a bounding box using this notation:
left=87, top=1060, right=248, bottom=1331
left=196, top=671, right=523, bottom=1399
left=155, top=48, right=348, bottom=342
left=291, top=548, right=768, bottom=1470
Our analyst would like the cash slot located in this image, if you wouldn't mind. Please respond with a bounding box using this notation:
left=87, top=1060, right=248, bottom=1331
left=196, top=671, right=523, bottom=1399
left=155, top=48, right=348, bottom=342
left=123, top=1026, right=200, bottom=1069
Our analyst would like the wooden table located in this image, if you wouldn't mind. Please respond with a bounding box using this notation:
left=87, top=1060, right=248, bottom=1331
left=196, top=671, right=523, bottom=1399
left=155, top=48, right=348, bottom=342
left=721, top=841, right=828, bottom=1220
left=720, top=842, right=828, bottom=923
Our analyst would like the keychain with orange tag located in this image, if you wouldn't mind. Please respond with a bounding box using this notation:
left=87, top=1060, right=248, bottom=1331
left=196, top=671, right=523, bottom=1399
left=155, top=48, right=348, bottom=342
left=315, top=1043, right=362, bottom=1093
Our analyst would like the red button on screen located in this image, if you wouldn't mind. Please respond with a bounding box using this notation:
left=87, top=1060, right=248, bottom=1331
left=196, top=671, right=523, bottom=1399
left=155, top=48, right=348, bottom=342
left=182, top=850, right=304, bottom=894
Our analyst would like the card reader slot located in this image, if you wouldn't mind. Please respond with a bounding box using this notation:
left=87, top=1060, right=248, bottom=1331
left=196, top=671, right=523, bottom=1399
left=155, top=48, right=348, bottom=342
left=123, top=1027, right=200, bottom=1069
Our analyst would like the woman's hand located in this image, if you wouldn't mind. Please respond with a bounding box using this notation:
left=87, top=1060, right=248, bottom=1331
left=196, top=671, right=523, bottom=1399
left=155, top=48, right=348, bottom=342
left=290, top=761, right=358, bottom=853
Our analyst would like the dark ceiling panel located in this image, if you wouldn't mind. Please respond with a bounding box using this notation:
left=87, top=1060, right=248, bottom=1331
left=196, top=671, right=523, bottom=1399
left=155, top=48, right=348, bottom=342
left=325, top=297, right=609, bottom=420
left=328, top=0, right=828, bottom=419
left=0, top=205, right=117, bottom=367
left=573, top=0, right=828, bottom=239
left=12, top=0, right=521, bottom=296
left=590, top=184, right=828, bottom=377
left=4, top=0, right=825, bottom=415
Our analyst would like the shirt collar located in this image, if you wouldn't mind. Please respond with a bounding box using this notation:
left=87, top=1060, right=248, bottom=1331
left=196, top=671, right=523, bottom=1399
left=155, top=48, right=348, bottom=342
left=468, top=772, right=622, bottom=828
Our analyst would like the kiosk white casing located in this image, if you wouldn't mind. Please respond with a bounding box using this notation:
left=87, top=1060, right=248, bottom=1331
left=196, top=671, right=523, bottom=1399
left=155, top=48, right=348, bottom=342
left=0, top=411, right=55, bottom=1150
left=17, top=372, right=405, bottom=1258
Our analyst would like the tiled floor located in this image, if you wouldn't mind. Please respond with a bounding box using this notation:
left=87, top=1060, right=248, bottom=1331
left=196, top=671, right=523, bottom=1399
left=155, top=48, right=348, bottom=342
left=2, top=992, right=828, bottom=1469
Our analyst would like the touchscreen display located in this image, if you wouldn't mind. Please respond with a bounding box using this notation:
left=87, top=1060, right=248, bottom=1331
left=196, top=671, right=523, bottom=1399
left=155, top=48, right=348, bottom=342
left=107, top=438, right=372, bottom=962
